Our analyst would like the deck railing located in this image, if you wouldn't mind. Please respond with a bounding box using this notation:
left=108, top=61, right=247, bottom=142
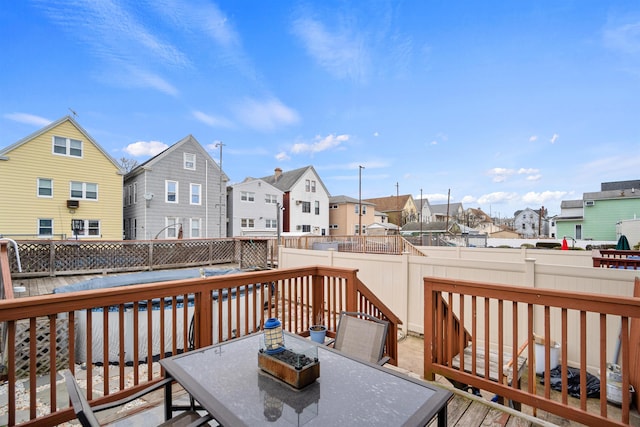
left=0, top=263, right=400, bottom=426
left=593, top=249, right=640, bottom=270
left=424, top=276, right=640, bottom=427
left=273, top=235, right=425, bottom=257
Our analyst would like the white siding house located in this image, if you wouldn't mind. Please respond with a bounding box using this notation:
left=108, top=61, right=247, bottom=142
left=227, top=179, right=284, bottom=237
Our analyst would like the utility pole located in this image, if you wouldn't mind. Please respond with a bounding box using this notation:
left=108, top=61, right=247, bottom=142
left=359, top=165, right=364, bottom=235
left=214, top=141, right=225, bottom=237
left=420, top=188, right=423, bottom=244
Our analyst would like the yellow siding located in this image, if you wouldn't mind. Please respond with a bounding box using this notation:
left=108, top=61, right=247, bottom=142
left=0, top=120, right=123, bottom=239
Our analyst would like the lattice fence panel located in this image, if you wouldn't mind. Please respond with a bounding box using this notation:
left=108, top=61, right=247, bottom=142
left=12, top=317, right=69, bottom=379
left=12, top=242, right=51, bottom=273
left=211, top=240, right=235, bottom=264
left=236, top=240, right=268, bottom=269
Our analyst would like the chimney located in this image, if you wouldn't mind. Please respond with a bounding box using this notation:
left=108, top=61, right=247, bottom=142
left=274, top=167, right=282, bottom=181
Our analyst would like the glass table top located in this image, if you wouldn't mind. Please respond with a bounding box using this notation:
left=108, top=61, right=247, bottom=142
left=162, top=333, right=448, bottom=426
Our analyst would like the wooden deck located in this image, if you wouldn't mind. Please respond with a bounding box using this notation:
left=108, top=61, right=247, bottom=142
left=9, top=271, right=553, bottom=427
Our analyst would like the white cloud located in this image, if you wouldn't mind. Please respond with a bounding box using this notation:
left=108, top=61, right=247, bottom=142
left=126, top=67, right=179, bottom=96
left=521, top=191, right=567, bottom=205
left=192, top=110, right=234, bottom=128
left=124, top=140, right=168, bottom=157
left=550, top=133, right=559, bottom=144
left=233, top=98, right=300, bottom=132
left=291, top=134, right=349, bottom=154
left=291, top=17, right=369, bottom=83
left=461, top=195, right=477, bottom=204
left=275, top=151, right=290, bottom=161
left=424, top=193, right=449, bottom=203
left=526, top=174, right=542, bottom=181
left=3, top=113, right=51, bottom=127
left=518, top=168, right=539, bottom=175
left=529, top=135, right=538, bottom=142
left=603, top=20, right=640, bottom=54
left=477, top=192, right=519, bottom=204
left=488, top=167, right=515, bottom=183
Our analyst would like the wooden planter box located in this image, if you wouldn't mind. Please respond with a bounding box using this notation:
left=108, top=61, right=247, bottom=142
left=258, top=350, right=320, bottom=389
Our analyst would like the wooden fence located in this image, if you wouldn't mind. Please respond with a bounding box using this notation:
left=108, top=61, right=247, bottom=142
left=0, top=263, right=401, bottom=426
left=593, top=249, right=640, bottom=270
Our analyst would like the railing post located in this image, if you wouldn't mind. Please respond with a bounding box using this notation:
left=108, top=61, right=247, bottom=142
left=311, top=272, right=325, bottom=325
left=197, top=289, right=213, bottom=348
left=345, top=269, right=358, bottom=312
left=423, top=278, right=435, bottom=381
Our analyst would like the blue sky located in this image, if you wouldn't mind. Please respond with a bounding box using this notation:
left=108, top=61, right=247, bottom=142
left=2, top=1, right=639, bottom=218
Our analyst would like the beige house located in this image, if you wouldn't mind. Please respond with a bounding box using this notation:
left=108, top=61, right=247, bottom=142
left=362, top=194, right=417, bottom=227
left=328, top=195, right=376, bottom=236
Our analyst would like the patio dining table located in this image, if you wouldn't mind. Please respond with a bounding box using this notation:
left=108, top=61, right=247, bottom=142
left=160, top=331, right=452, bottom=426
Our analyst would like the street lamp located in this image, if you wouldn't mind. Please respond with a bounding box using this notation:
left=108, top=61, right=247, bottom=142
left=359, top=165, right=364, bottom=236
left=214, top=141, right=225, bottom=238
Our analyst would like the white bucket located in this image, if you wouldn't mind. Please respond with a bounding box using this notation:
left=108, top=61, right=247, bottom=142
left=534, top=342, right=560, bottom=374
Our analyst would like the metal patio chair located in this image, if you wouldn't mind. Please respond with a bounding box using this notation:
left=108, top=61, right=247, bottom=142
left=330, top=311, right=390, bottom=365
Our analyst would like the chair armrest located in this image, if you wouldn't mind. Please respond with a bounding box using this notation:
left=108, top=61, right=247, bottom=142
left=377, top=356, right=390, bottom=366
left=325, top=338, right=335, bottom=347
left=92, top=377, right=174, bottom=413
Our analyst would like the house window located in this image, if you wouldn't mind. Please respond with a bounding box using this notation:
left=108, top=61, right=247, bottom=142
left=190, top=184, right=201, bottom=205
left=241, top=218, right=255, bottom=228
left=330, top=224, right=338, bottom=229
left=301, top=201, right=311, bottom=213
left=575, top=225, right=582, bottom=240
left=301, top=224, right=311, bottom=232
left=37, top=178, right=53, bottom=197
left=70, top=182, right=98, bottom=200
left=266, top=219, right=277, bottom=228
left=241, top=191, right=255, bottom=202
left=311, top=180, right=316, bottom=192
left=133, top=218, right=137, bottom=239
left=330, top=204, right=338, bottom=209
left=315, top=201, right=320, bottom=215
left=38, top=219, right=53, bottom=237
left=127, top=185, right=133, bottom=205
left=265, top=194, right=278, bottom=204
left=362, top=205, right=367, bottom=215
left=165, top=217, right=179, bottom=238
left=133, top=183, right=137, bottom=204
left=53, top=136, right=82, bottom=157
left=184, top=153, right=196, bottom=170
left=354, top=225, right=359, bottom=234
left=355, top=205, right=359, bottom=214
left=191, top=218, right=201, bottom=238
left=305, top=179, right=310, bottom=192
left=166, top=181, right=178, bottom=203
left=71, top=219, right=100, bottom=237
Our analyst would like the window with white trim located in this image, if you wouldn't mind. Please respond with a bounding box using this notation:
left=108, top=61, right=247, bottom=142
left=265, top=194, right=278, bottom=204
left=38, top=219, right=53, bottom=237
left=127, top=185, right=133, bottom=205
left=190, top=183, right=201, bottom=205
left=133, top=183, right=137, bottom=204
left=190, top=218, right=201, bottom=238
left=301, top=201, right=311, bottom=213
left=38, top=178, right=53, bottom=197
left=165, top=217, right=179, bottom=238
left=266, top=219, right=277, bottom=228
left=184, top=153, right=196, bottom=170
left=305, top=179, right=310, bottom=192
left=315, top=201, right=320, bottom=215
left=241, top=191, right=255, bottom=202
left=53, top=136, right=83, bottom=157
left=70, top=182, right=97, bottom=200
left=166, top=181, right=178, bottom=203
left=311, top=180, right=316, bottom=192
left=301, top=224, right=311, bottom=232
left=241, top=218, right=255, bottom=228
left=70, top=219, right=100, bottom=237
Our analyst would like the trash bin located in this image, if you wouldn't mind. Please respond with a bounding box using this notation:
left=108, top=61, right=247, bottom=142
left=534, top=335, right=560, bottom=375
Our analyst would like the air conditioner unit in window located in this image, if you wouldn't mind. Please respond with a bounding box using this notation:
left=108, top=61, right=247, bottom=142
left=296, top=225, right=302, bottom=230
left=296, top=200, right=302, bottom=205
left=585, top=200, right=595, bottom=207
left=67, top=200, right=80, bottom=209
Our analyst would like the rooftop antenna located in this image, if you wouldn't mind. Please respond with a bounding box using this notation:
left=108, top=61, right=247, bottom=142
left=68, top=108, right=78, bottom=118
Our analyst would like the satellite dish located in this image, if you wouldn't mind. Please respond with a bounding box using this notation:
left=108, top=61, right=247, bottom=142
left=143, top=193, right=154, bottom=200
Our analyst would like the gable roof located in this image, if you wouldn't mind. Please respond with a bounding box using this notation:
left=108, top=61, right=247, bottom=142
left=329, top=195, right=375, bottom=205
left=125, top=134, right=227, bottom=180
left=362, top=194, right=413, bottom=212
left=259, top=166, right=330, bottom=195
left=429, top=202, right=464, bottom=215
left=0, top=115, right=122, bottom=171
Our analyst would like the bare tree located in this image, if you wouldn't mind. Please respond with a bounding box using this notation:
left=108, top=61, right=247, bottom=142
left=119, top=157, right=138, bottom=174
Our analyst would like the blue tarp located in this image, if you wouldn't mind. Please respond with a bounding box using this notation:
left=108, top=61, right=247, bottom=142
left=53, top=267, right=242, bottom=294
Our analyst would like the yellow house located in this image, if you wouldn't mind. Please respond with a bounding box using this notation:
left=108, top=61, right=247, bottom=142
left=0, top=116, right=123, bottom=240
